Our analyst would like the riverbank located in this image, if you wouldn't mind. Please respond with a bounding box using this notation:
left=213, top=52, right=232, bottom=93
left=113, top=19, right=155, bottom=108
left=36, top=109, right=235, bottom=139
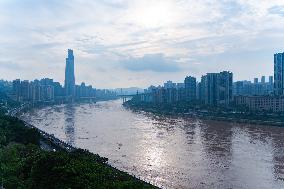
left=0, top=98, right=158, bottom=189
left=10, top=97, right=119, bottom=115
left=0, top=114, right=157, bottom=189
left=16, top=99, right=284, bottom=189
left=123, top=100, right=284, bottom=127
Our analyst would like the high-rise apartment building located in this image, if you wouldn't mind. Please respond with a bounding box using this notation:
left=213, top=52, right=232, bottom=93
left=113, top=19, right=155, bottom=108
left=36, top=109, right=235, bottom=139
left=64, top=49, right=75, bottom=99
left=164, top=81, right=176, bottom=89
left=204, top=73, right=219, bottom=105
left=201, top=71, right=233, bottom=106
left=274, top=52, right=284, bottom=95
left=21, top=80, right=30, bottom=101
left=184, top=76, right=196, bottom=101
left=269, top=76, right=273, bottom=84
left=12, top=79, right=21, bottom=101
left=261, top=76, right=265, bottom=84
left=218, top=71, right=233, bottom=105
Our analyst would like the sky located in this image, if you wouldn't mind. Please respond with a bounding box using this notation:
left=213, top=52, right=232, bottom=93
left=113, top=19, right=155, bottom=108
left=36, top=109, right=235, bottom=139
left=0, top=0, right=284, bottom=88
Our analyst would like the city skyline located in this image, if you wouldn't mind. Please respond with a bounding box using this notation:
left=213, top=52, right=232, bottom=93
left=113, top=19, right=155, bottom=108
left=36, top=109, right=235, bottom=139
left=5, top=47, right=278, bottom=107
left=0, top=47, right=278, bottom=89
left=1, top=2, right=284, bottom=189
left=1, top=1, right=284, bottom=88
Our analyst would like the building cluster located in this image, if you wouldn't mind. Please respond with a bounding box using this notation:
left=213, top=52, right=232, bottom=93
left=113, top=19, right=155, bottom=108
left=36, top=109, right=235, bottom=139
left=234, top=95, right=284, bottom=112
left=4, top=49, right=284, bottom=112
left=10, top=49, right=116, bottom=103
left=0, top=80, right=12, bottom=92
left=11, top=78, right=100, bottom=102
left=140, top=71, right=233, bottom=106
left=139, top=52, right=284, bottom=112
left=12, top=78, right=62, bottom=102
left=234, top=52, right=284, bottom=112
left=233, top=76, right=274, bottom=96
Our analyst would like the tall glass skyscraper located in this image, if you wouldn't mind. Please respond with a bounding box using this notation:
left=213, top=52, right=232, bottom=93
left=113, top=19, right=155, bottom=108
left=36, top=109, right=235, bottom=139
left=274, top=52, right=284, bottom=95
left=64, top=49, right=75, bottom=98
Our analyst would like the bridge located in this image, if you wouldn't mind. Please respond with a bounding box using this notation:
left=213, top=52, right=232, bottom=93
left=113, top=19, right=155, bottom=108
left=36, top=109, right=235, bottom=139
left=117, top=94, right=137, bottom=103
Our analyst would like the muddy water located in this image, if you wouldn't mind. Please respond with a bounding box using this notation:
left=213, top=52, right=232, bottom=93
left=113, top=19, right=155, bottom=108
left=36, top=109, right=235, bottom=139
left=21, top=100, right=284, bottom=189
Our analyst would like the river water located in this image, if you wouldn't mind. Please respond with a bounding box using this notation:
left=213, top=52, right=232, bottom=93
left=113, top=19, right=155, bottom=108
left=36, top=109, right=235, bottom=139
left=21, top=100, right=284, bottom=189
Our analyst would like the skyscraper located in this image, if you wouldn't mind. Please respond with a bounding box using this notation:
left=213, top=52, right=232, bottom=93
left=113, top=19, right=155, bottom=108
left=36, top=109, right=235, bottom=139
left=218, top=71, right=233, bottom=105
left=12, top=79, right=21, bottom=101
left=164, top=81, right=176, bottom=89
left=269, top=76, right=273, bottom=84
left=201, top=71, right=233, bottom=106
left=203, top=73, right=219, bottom=105
left=184, top=76, right=196, bottom=101
left=64, top=49, right=75, bottom=99
left=261, top=76, right=265, bottom=84
left=274, top=52, right=284, bottom=95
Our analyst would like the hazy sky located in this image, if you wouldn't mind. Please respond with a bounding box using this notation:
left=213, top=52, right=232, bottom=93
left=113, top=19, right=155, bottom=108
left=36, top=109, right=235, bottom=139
left=0, top=0, right=284, bottom=88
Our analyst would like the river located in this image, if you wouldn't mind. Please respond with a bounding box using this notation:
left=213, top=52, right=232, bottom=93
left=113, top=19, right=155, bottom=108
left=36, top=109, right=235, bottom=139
left=21, top=99, right=284, bottom=189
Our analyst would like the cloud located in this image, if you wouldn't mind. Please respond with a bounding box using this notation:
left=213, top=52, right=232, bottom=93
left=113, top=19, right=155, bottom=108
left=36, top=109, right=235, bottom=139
left=0, top=60, right=24, bottom=70
left=31, top=42, right=62, bottom=50
left=268, top=5, right=284, bottom=16
left=0, top=0, right=284, bottom=88
left=121, top=54, right=181, bottom=72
